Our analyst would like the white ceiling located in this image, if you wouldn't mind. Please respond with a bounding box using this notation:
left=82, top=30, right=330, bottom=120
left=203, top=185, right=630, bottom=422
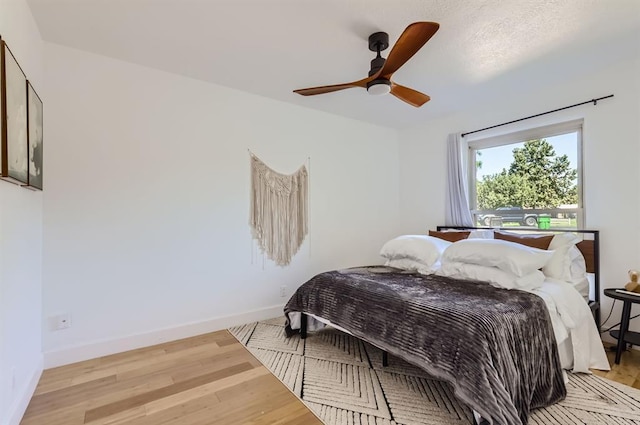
left=26, top=0, right=640, bottom=129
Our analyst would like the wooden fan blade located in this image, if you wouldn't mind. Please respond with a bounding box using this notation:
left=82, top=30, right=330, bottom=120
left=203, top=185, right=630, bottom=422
left=293, top=77, right=372, bottom=96
left=390, top=83, right=430, bottom=107
left=377, top=22, right=439, bottom=79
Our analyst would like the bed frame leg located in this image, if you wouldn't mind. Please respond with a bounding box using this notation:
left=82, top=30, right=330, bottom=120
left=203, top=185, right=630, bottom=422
left=382, top=350, right=388, bottom=367
left=300, top=313, right=307, bottom=340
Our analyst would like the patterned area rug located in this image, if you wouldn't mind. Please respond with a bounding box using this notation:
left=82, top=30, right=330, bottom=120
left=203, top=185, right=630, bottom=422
left=229, top=318, right=640, bottom=425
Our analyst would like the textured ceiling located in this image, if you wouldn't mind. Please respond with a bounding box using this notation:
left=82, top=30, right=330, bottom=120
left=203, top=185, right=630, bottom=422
left=26, top=0, right=640, bottom=129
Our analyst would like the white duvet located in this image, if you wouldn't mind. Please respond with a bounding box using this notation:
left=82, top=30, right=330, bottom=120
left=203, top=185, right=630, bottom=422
left=528, top=278, right=610, bottom=373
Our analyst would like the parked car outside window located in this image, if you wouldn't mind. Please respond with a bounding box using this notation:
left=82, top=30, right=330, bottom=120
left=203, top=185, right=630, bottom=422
left=478, top=207, right=538, bottom=227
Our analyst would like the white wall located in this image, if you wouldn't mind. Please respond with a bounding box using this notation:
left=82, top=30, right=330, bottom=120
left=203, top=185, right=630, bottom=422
left=398, top=56, right=640, bottom=335
left=0, top=0, right=44, bottom=423
left=42, top=43, right=400, bottom=366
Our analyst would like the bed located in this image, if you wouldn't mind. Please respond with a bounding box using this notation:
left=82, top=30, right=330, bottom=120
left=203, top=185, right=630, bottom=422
left=283, top=227, right=609, bottom=425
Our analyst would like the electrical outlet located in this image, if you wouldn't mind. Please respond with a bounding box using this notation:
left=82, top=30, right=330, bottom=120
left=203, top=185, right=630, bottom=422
left=54, top=313, right=72, bottom=330
left=279, top=286, right=287, bottom=298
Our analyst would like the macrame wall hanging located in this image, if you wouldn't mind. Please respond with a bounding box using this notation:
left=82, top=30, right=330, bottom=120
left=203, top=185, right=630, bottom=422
left=249, top=151, right=308, bottom=267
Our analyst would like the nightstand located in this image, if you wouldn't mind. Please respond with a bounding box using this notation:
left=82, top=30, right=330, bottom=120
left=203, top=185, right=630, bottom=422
left=604, top=288, right=640, bottom=364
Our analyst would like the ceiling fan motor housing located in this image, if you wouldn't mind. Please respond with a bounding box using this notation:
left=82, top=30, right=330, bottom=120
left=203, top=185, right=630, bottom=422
left=368, top=31, right=389, bottom=76
left=368, top=56, right=386, bottom=76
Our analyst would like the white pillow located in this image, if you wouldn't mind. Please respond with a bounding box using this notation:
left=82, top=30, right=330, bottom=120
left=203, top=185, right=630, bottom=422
left=542, top=233, right=589, bottom=286
left=441, top=239, right=554, bottom=277
left=569, top=246, right=588, bottom=281
left=549, top=232, right=580, bottom=249
left=437, top=261, right=545, bottom=290
left=380, top=235, right=451, bottom=267
left=584, top=273, right=595, bottom=301
left=468, top=229, right=495, bottom=239
left=385, top=258, right=437, bottom=275
left=569, top=246, right=589, bottom=298
left=542, top=243, right=573, bottom=280
left=437, top=229, right=494, bottom=239
left=573, top=274, right=590, bottom=300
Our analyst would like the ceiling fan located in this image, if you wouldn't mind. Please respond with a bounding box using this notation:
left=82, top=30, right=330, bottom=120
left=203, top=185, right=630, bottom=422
left=293, top=22, right=439, bottom=107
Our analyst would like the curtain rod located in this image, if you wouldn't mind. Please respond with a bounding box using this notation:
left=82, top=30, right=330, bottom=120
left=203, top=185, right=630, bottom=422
left=460, top=94, right=614, bottom=138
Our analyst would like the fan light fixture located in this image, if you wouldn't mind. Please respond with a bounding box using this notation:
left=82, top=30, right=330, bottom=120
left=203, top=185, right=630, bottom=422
left=367, top=79, right=391, bottom=95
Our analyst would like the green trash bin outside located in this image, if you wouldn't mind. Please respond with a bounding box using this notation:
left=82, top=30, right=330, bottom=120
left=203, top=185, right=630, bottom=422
left=538, top=215, right=551, bottom=229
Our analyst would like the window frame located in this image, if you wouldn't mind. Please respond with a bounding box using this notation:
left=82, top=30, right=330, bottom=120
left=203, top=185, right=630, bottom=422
left=467, top=119, right=584, bottom=229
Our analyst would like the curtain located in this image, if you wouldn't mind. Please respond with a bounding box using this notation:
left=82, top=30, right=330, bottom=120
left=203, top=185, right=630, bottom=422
left=445, top=133, right=474, bottom=226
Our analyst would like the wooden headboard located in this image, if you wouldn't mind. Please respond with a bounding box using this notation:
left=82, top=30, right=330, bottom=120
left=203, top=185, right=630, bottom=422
left=576, top=240, right=596, bottom=274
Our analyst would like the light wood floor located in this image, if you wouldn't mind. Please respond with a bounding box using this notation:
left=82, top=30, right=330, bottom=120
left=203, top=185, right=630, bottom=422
left=21, top=333, right=640, bottom=425
left=593, top=342, right=640, bottom=389
left=21, top=330, right=322, bottom=425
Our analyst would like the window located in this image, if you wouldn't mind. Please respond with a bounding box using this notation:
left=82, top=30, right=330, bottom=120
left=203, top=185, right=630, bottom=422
left=468, top=120, right=583, bottom=229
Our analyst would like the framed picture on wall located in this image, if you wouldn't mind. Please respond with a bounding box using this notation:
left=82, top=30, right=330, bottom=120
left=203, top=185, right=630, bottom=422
left=27, top=81, right=43, bottom=190
left=1, top=40, right=28, bottom=185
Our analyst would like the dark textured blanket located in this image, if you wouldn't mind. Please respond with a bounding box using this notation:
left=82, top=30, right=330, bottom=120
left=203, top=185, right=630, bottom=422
left=284, top=266, right=566, bottom=425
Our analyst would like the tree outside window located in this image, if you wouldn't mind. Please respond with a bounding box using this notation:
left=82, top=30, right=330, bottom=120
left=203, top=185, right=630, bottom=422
left=469, top=124, right=582, bottom=229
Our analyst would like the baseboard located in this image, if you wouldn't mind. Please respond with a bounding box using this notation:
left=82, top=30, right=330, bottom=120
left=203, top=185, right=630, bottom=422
left=4, top=356, right=43, bottom=425
left=43, top=304, right=284, bottom=368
